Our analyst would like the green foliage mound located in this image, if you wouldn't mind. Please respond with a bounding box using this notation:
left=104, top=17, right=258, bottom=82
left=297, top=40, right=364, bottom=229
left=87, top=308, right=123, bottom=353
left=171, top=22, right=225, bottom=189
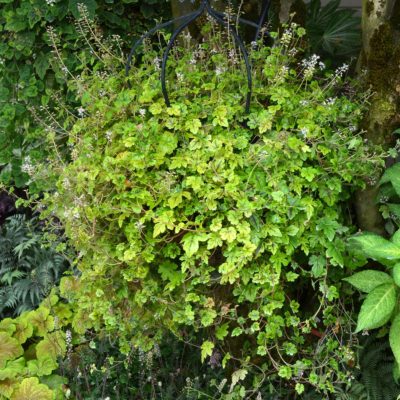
left=0, top=292, right=72, bottom=399
left=42, top=25, right=383, bottom=395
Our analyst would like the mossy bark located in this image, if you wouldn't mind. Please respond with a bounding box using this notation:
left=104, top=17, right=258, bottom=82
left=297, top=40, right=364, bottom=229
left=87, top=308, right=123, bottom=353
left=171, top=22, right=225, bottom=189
left=355, top=0, right=400, bottom=234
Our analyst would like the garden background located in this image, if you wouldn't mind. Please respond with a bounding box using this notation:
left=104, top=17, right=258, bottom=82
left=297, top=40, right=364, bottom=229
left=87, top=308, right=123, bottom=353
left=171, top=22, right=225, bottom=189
left=1, top=0, right=400, bottom=399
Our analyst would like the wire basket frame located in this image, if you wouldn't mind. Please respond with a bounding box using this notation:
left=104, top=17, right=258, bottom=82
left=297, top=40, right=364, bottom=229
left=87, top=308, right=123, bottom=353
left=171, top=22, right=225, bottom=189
left=125, top=0, right=271, bottom=113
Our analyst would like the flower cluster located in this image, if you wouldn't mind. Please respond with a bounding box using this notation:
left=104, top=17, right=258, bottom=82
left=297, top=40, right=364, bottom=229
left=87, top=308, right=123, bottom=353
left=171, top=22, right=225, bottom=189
left=21, top=156, right=35, bottom=176
left=301, top=54, right=325, bottom=79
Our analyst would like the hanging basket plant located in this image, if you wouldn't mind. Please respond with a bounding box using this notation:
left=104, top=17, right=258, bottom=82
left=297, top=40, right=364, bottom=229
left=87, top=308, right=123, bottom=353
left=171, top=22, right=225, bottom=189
left=38, top=22, right=384, bottom=395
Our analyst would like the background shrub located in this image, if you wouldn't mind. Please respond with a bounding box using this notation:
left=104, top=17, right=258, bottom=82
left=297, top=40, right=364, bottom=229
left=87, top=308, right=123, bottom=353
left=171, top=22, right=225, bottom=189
left=0, top=0, right=169, bottom=190
left=0, top=214, right=68, bottom=318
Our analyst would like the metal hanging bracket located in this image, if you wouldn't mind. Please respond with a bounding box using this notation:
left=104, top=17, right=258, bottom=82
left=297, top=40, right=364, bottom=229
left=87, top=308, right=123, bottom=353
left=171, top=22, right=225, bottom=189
left=125, top=0, right=271, bottom=114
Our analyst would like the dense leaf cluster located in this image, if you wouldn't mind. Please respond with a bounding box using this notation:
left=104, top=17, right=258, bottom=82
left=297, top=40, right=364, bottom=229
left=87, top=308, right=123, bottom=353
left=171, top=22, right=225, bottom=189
left=0, top=293, right=72, bottom=399
left=0, top=214, right=67, bottom=318
left=38, top=25, right=384, bottom=395
left=0, top=0, right=168, bottom=189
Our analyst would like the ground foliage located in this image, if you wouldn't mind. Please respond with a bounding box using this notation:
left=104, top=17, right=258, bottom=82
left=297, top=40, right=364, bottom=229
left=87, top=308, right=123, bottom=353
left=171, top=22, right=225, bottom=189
left=0, top=292, right=72, bottom=399
left=26, top=21, right=386, bottom=397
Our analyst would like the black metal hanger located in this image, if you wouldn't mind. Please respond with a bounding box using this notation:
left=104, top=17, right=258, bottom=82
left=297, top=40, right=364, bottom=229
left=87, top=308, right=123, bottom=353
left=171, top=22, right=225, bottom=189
left=125, top=0, right=271, bottom=114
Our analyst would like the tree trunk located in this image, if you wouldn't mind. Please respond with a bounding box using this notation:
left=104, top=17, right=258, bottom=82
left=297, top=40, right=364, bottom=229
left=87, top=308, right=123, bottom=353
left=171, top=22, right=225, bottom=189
left=355, top=0, right=400, bottom=234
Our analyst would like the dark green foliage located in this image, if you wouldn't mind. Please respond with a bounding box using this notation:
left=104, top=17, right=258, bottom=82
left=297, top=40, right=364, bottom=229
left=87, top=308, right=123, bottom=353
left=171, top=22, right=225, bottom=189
left=305, top=0, right=361, bottom=58
left=0, top=0, right=169, bottom=190
left=0, top=214, right=67, bottom=317
left=357, top=336, right=400, bottom=400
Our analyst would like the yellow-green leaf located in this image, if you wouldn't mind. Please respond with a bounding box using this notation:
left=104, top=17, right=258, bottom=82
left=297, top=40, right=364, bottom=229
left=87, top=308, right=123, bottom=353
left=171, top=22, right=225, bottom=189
left=36, top=331, right=66, bottom=363
left=390, top=314, right=400, bottom=365
left=0, top=333, right=23, bottom=369
left=10, top=377, right=54, bottom=400
left=215, top=323, right=229, bottom=340
left=0, top=357, right=26, bottom=380
left=201, top=340, right=214, bottom=362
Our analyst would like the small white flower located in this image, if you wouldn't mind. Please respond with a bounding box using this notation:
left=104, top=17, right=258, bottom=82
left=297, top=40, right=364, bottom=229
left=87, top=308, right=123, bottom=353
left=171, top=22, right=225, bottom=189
left=324, top=97, right=336, bottom=106
left=77, top=107, right=85, bottom=117
left=280, top=29, right=293, bottom=46
left=215, top=66, right=225, bottom=76
left=21, top=156, right=35, bottom=176
left=319, top=61, right=326, bottom=70
left=349, top=125, right=357, bottom=132
left=136, top=221, right=145, bottom=231
left=105, top=130, right=112, bottom=142
left=300, top=100, right=309, bottom=106
left=62, top=177, right=71, bottom=189
left=334, top=63, right=349, bottom=80
left=46, top=0, right=56, bottom=5
left=176, top=72, right=184, bottom=81
left=301, top=54, right=320, bottom=79
left=300, top=127, right=309, bottom=136
left=153, top=57, right=161, bottom=71
left=139, top=108, right=146, bottom=117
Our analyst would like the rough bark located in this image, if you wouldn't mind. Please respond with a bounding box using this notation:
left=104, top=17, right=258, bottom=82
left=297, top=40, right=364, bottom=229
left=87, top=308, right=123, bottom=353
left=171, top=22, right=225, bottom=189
left=355, top=0, right=400, bottom=234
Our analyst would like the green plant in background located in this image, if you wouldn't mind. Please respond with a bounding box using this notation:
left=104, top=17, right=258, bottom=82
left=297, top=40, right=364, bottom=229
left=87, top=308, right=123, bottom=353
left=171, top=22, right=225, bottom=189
left=0, top=214, right=67, bottom=318
left=0, top=0, right=169, bottom=191
left=355, top=335, right=400, bottom=400
left=0, top=292, right=72, bottom=399
left=305, top=0, right=361, bottom=59
left=345, top=161, right=400, bottom=387
left=31, top=21, right=385, bottom=396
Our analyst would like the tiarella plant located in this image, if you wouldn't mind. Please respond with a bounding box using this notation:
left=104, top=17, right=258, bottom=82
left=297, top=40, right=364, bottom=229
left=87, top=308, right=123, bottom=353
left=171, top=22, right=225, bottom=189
left=34, top=23, right=383, bottom=396
left=345, top=161, right=400, bottom=381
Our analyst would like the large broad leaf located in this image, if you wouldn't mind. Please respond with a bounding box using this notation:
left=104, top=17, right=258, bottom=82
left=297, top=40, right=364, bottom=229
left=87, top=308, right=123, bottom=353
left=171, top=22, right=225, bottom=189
left=392, top=229, right=400, bottom=246
left=14, top=318, right=34, bottom=344
left=381, top=164, right=400, bottom=196
left=0, top=318, right=16, bottom=336
left=343, top=270, right=393, bottom=293
left=0, top=333, right=23, bottom=369
left=355, top=283, right=398, bottom=332
left=394, top=264, right=400, bottom=287
left=36, top=331, right=66, bottom=363
left=0, top=357, right=26, bottom=380
left=10, top=377, right=53, bottom=400
left=0, top=379, right=15, bottom=399
left=350, top=234, right=400, bottom=261
left=390, top=314, right=400, bottom=365
left=27, top=307, right=54, bottom=337
left=27, top=357, right=58, bottom=377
